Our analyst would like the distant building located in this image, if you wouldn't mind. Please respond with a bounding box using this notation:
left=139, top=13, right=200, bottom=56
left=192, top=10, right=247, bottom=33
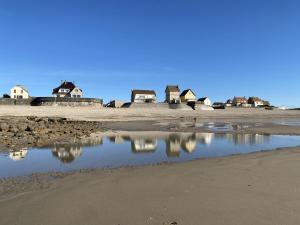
left=52, top=81, right=83, bottom=98
left=3, top=94, right=10, bottom=98
left=263, top=100, right=270, bottom=106
left=212, top=102, right=225, bottom=109
left=165, top=85, right=181, bottom=103
left=225, top=99, right=233, bottom=107
left=198, top=97, right=212, bottom=106
left=106, top=100, right=125, bottom=108
left=232, top=97, right=248, bottom=106
left=10, top=85, right=29, bottom=99
left=241, top=103, right=252, bottom=108
left=131, top=90, right=156, bottom=103
left=248, top=97, right=264, bottom=107
left=180, top=89, right=196, bottom=102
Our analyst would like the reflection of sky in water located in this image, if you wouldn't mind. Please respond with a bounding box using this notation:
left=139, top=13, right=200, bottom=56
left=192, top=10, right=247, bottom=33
left=1, top=132, right=300, bottom=178
left=273, top=119, right=300, bottom=126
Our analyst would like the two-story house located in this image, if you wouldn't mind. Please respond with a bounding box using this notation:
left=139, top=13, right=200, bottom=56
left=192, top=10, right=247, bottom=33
left=165, top=85, right=181, bottom=103
left=52, top=81, right=83, bottom=98
left=131, top=90, right=156, bottom=103
left=180, top=89, right=197, bottom=102
left=10, top=85, right=29, bottom=99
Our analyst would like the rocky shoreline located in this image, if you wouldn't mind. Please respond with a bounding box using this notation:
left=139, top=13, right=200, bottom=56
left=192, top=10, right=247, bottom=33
left=0, top=116, right=104, bottom=150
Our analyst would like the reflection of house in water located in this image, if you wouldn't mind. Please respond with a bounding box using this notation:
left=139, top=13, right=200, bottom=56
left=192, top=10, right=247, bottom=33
left=52, top=144, right=83, bottom=163
left=195, top=133, right=214, bottom=145
left=166, top=134, right=182, bottom=157
left=79, top=137, right=103, bottom=146
left=108, top=135, right=124, bottom=144
left=9, top=148, right=28, bottom=161
left=226, top=133, right=270, bottom=145
left=131, top=139, right=157, bottom=153
left=181, top=133, right=197, bottom=153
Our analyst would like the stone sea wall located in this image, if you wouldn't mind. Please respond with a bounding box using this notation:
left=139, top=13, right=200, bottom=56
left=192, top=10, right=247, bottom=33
left=0, top=98, right=32, bottom=105
left=0, top=97, right=103, bottom=107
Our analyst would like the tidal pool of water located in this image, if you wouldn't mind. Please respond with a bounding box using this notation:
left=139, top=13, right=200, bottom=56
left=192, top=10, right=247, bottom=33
left=1, top=132, right=300, bottom=178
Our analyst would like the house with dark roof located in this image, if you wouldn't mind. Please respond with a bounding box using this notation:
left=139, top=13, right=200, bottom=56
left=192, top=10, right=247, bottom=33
left=165, top=85, right=181, bottom=103
left=52, top=81, right=83, bottom=98
left=232, top=96, right=248, bottom=106
left=180, top=89, right=196, bottom=102
left=131, top=90, right=156, bottom=103
left=198, top=97, right=212, bottom=106
left=248, top=97, right=264, bottom=107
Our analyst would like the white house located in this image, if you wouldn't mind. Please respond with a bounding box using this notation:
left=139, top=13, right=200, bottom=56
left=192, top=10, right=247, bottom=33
left=198, top=97, right=212, bottom=106
left=52, top=81, right=83, bottom=98
left=10, top=85, right=29, bottom=99
left=248, top=97, right=264, bottom=107
left=131, top=90, right=156, bottom=103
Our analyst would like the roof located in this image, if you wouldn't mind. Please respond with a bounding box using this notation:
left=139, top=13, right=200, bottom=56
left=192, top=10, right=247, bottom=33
left=213, top=102, right=224, bottom=105
left=180, top=89, right=196, bottom=97
left=52, top=81, right=76, bottom=94
left=233, top=96, right=247, bottom=101
left=248, top=97, right=263, bottom=102
left=198, top=97, right=209, bottom=102
left=12, top=85, right=29, bottom=93
left=165, top=85, right=180, bottom=92
left=131, top=89, right=156, bottom=95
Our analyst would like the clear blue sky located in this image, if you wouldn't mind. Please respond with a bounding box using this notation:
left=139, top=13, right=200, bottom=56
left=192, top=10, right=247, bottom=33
left=0, top=0, right=299, bottom=106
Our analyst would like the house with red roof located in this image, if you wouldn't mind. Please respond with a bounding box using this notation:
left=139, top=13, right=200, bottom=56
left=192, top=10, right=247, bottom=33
left=52, top=81, right=83, bottom=98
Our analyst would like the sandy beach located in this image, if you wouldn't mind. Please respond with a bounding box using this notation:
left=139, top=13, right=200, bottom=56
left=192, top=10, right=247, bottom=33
left=1, top=106, right=300, bottom=225
left=1, top=146, right=300, bottom=225
left=0, top=105, right=300, bottom=121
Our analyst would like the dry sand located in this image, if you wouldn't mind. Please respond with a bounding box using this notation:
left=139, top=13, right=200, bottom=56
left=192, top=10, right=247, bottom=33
left=0, top=105, right=300, bottom=121
left=1, top=106, right=300, bottom=225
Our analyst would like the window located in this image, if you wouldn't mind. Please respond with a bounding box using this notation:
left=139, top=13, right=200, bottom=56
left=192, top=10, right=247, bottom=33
left=21, top=90, right=23, bottom=94
left=14, top=89, right=16, bottom=93
left=59, top=88, right=69, bottom=93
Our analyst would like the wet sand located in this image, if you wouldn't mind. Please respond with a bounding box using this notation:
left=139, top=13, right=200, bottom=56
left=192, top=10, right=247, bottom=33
left=1, top=146, right=300, bottom=225
left=1, top=106, right=300, bottom=224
